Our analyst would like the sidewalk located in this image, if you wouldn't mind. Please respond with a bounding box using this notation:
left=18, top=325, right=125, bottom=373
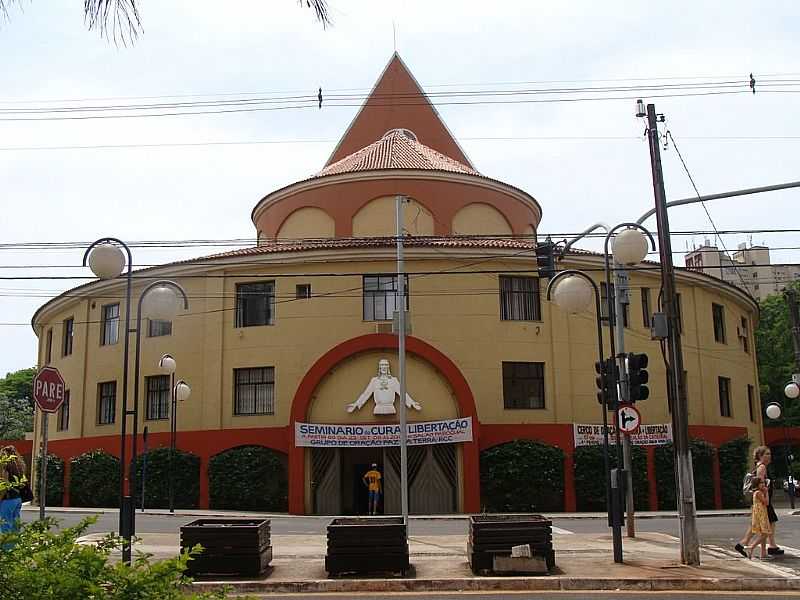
left=75, top=528, right=800, bottom=593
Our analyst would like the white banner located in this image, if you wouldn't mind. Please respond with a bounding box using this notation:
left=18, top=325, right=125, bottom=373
left=573, top=423, right=672, bottom=447
left=295, top=417, right=473, bottom=448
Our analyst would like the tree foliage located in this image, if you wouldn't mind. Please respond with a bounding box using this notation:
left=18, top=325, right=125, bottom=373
left=134, top=448, right=200, bottom=509
left=573, top=444, right=649, bottom=511
left=0, top=367, right=36, bottom=408
left=655, top=439, right=715, bottom=510
left=756, top=286, right=800, bottom=426
left=70, top=450, right=120, bottom=508
left=209, top=446, right=288, bottom=511
left=479, top=440, right=564, bottom=512
left=0, top=394, right=34, bottom=440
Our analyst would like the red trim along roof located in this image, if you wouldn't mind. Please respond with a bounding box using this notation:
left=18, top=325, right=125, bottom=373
left=315, top=129, right=480, bottom=178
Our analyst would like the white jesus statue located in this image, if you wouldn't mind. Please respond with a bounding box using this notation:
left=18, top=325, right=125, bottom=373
left=346, top=358, right=422, bottom=415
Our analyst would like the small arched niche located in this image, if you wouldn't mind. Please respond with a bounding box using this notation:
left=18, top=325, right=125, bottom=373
left=277, top=207, right=335, bottom=240
left=352, top=196, right=434, bottom=237
left=452, top=203, right=512, bottom=236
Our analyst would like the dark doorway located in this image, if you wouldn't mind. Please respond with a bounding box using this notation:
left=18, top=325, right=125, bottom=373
left=341, top=447, right=383, bottom=515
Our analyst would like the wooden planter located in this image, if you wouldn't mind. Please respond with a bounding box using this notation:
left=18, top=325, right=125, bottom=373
left=325, top=517, right=410, bottom=576
left=468, top=514, right=555, bottom=574
left=180, top=518, right=272, bottom=577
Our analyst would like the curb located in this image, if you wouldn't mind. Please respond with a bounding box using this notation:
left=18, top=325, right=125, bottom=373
left=192, top=576, right=800, bottom=594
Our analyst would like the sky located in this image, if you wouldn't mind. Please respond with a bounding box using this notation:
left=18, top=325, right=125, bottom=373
left=0, top=0, right=799, bottom=376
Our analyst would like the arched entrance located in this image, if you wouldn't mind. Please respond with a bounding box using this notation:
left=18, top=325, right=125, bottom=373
left=288, top=333, right=480, bottom=514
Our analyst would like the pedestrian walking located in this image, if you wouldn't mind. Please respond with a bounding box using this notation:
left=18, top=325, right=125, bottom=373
left=0, top=445, right=28, bottom=536
left=735, top=445, right=784, bottom=557
left=747, top=477, right=772, bottom=559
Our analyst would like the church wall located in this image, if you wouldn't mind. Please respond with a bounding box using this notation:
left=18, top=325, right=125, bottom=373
left=451, top=203, right=513, bottom=236
left=277, top=206, right=336, bottom=239
left=351, top=195, right=435, bottom=237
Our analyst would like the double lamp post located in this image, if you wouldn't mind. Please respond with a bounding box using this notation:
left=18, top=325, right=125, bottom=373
left=84, top=238, right=191, bottom=563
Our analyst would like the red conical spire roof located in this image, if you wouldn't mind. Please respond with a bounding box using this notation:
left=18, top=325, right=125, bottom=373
left=325, top=53, right=473, bottom=168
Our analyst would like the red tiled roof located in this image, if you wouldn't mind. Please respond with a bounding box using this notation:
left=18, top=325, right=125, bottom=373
left=315, top=129, right=480, bottom=178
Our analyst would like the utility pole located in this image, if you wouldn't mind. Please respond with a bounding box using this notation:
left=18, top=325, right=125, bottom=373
left=396, top=195, right=409, bottom=524
left=613, top=264, right=636, bottom=537
left=645, top=102, right=700, bottom=565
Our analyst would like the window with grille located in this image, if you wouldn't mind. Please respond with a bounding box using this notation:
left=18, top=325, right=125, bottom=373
left=296, top=284, right=311, bottom=299
left=57, top=390, right=70, bottom=431
left=713, top=303, right=726, bottom=343
left=45, top=328, right=53, bottom=364
left=718, top=376, right=732, bottom=417
left=675, top=293, right=684, bottom=334
left=600, top=282, right=628, bottom=326
left=148, top=319, right=172, bottom=337
left=101, top=303, right=120, bottom=345
left=747, top=384, right=755, bottom=422
left=145, top=375, right=170, bottom=420
left=363, top=275, right=409, bottom=321
left=741, top=317, right=749, bottom=353
left=502, top=362, right=545, bottom=409
left=499, top=276, right=541, bottom=321
left=234, top=367, right=275, bottom=415
left=235, top=281, right=275, bottom=327
left=97, top=381, right=116, bottom=425
left=641, top=288, right=651, bottom=328
left=62, top=317, right=74, bottom=356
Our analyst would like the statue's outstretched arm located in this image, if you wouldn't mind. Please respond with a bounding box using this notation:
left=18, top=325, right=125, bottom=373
left=405, top=392, right=422, bottom=411
left=347, top=379, right=375, bottom=412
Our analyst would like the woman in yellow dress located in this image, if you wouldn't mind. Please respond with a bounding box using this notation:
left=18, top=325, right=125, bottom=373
left=748, top=477, right=772, bottom=559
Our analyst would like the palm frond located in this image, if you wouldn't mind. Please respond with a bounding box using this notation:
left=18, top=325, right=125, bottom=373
left=300, top=0, right=332, bottom=28
left=84, top=0, right=142, bottom=46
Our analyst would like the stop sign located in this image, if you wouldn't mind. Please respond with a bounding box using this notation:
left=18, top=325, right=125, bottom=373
left=33, top=366, right=66, bottom=413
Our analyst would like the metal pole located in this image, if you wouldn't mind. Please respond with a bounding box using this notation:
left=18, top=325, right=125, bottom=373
left=38, top=412, right=48, bottom=521
left=396, top=194, right=409, bottom=524
left=646, top=103, right=700, bottom=565
left=169, top=372, right=176, bottom=514
left=141, top=426, right=148, bottom=512
left=612, top=262, right=636, bottom=537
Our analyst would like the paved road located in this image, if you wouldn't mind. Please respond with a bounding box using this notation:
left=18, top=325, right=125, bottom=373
left=224, top=594, right=800, bottom=599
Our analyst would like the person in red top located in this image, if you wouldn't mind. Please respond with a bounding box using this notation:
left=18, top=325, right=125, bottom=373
left=362, top=463, right=382, bottom=515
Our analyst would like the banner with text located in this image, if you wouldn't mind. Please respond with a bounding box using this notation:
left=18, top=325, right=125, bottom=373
left=573, top=423, right=672, bottom=447
left=295, top=418, right=473, bottom=448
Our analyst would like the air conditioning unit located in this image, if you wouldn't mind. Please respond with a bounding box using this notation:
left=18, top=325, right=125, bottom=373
left=375, top=323, right=393, bottom=334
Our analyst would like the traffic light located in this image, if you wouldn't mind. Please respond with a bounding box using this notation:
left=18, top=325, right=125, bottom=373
left=595, top=358, right=618, bottom=410
left=535, top=237, right=557, bottom=280
left=627, top=352, right=649, bottom=402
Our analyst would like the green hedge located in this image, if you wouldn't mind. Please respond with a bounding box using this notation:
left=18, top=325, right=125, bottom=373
left=134, top=448, right=200, bottom=509
left=209, top=446, right=288, bottom=511
left=573, top=444, right=649, bottom=511
left=718, top=437, right=751, bottom=508
left=655, top=439, right=715, bottom=510
left=480, top=440, right=564, bottom=512
left=35, top=453, right=64, bottom=506
left=69, top=450, right=120, bottom=508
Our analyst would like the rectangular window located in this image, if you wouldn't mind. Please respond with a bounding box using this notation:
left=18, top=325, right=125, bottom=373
left=148, top=319, right=172, bottom=338
left=234, top=367, right=275, bottom=415
left=62, top=317, right=74, bottom=357
left=502, top=361, right=545, bottom=409
left=45, top=328, right=53, bottom=364
left=145, top=375, right=170, bottom=420
left=747, top=384, right=756, bottom=422
left=499, top=276, right=541, bottom=321
left=712, top=303, right=726, bottom=343
left=600, top=282, right=628, bottom=326
left=363, top=275, right=409, bottom=321
left=57, top=390, right=70, bottom=431
left=235, top=281, right=275, bottom=327
left=97, top=381, right=117, bottom=425
left=101, top=303, right=120, bottom=345
left=641, top=288, right=651, bottom=328
left=675, top=293, right=684, bottom=334
left=741, top=317, right=749, bottom=353
left=296, top=284, right=312, bottom=299
left=718, top=376, right=732, bottom=417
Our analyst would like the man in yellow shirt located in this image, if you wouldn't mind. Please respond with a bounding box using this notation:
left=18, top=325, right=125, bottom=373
left=362, top=463, right=382, bottom=515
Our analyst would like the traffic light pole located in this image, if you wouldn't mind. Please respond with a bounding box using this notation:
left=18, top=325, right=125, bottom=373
left=646, top=102, right=700, bottom=565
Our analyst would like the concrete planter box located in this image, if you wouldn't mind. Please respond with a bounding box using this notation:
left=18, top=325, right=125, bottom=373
left=325, top=517, right=410, bottom=576
left=180, top=518, right=272, bottom=577
left=468, top=514, right=555, bottom=574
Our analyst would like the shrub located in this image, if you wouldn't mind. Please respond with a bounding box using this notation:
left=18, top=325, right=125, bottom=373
left=573, top=444, right=649, bottom=511
left=70, top=450, right=120, bottom=508
left=480, top=440, right=564, bottom=512
left=718, top=437, right=751, bottom=508
left=134, top=448, right=200, bottom=509
left=0, top=517, right=232, bottom=599
left=209, top=446, right=288, bottom=511
left=35, top=453, right=65, bottom=506
left=655, top=439, right=715, bottom=510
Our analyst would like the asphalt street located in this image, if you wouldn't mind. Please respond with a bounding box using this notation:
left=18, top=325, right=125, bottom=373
left=219, top=594, right=800, bottom=599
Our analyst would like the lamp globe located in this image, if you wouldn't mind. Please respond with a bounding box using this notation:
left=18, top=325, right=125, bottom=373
left=174, top=380, right=192, bottom=402
left=785, top=382, right=800, bottom=400
left=552, top=275, right=594, bottom=314
left=766, top=402, right=782, bottom=420
left=158, top=354, right=176, bottom=374
left=612, top=228, right=648, bottom=265
left=88, top=244, right=125, bottom=280
left=143, top=285, right=179, bottom=320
